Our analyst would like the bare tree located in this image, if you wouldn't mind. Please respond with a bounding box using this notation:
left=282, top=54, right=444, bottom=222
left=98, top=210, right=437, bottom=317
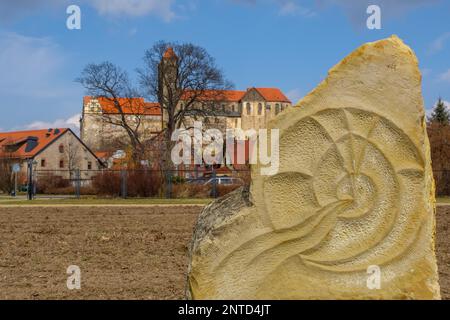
left=66, top=141, right=81, bottom=175
left=428, top=121, right=450, bottom=195
left=78, top=41, right=233, bottom=192
left=138, top=41, right=233, bottom=170
left=0, top=155, right=15, bottom=194
left=77, top=62, right=146, bottom=163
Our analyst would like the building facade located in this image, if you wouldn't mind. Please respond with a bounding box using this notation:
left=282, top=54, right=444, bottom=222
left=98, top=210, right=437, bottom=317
left=0, top=128, right=103, bottom=181
left=80, top=47, right=292, bottom=152
left=80, top=97, right=162, bottom=151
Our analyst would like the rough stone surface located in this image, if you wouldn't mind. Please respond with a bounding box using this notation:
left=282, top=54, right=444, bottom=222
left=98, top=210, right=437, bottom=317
left=186, top=36, right=441, bottom=300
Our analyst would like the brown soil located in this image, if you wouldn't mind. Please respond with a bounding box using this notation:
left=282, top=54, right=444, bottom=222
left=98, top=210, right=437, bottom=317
left=0, top=205, right=449, bottom=300
left=436, top=206, right=450, bottom=299
left=0, top=206, right=200, bottom=300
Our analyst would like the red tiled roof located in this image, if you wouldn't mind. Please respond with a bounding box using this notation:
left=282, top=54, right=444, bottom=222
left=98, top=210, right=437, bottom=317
left=182, top=88, right=290, bottom=103
left=0, top=128, right=68, bottom=159
left=252, top=88, right=291, bottom=103
left=84, top=88, right=289, bottom=116
left=181, top=90, right=246, bottom=102
left=163, top=47, right=177, bottom=59
left=84, top=97, right=162, bottom=116
left=94, top=151, right=110, bottom=159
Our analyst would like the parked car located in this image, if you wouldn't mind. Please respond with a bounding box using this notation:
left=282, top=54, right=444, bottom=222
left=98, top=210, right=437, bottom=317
left=203, top=177, right=243, bottom=186
left=186, top=178, right=208, bottom=185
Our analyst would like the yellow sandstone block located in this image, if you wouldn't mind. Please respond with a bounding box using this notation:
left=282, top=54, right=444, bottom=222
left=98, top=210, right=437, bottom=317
left=186, top=36, right=440, bottom=300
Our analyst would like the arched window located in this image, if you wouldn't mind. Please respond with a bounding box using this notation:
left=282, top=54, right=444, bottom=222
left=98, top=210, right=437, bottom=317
left=257, top=103, right=263, bottom=115
left=59, top=144, right=64, bottom=153
left=275, top=104, right=280, bottom=115
left=266, top=104, right=271, bottom=111
left=246, top=103, right=251, bottom=115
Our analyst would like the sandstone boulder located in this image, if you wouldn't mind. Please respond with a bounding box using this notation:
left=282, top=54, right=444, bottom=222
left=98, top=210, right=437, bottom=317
left=186, top=36, right=440, bottom=300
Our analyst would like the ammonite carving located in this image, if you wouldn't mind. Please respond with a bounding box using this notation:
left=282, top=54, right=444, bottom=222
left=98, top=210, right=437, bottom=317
left=226, top=108, right=424, bottom=272
left=187, top=36, right=440, bottom=300
left=208, top=108, right=426, bottom=290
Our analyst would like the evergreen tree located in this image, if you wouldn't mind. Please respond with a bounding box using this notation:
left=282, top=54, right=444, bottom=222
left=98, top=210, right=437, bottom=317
left=429, top=97, right=450, bottom=125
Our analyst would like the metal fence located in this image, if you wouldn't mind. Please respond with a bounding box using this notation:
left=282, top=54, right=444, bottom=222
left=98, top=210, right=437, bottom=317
left=13, top=166, right=450, bottom=200
left=24, top=167, right=250, bottom=200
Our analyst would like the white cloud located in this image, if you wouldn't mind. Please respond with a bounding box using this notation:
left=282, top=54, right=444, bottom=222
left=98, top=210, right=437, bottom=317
left=0, top=32, right=66, bottom=99
left=0, top=0, right=68, bottom=22
left=0, top=0, right=178, bottom=23
left=428, top=32, right=450, bottom=54
left=21, top=114, right=81, bottom=135
left=90, top=0, right=176, bottom=21
left=316, top=0, right=439, bottom=27
left=232, top=0, right=316, bottom=17
left=438, top=69, right=450, bottom=83
left=0, top=32, right=83, bottom=132
left=278, top=1, right=315, bottom=17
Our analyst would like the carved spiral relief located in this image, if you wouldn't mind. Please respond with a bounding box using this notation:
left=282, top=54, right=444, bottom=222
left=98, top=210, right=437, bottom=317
left=215, top=108, right=426, bottom=280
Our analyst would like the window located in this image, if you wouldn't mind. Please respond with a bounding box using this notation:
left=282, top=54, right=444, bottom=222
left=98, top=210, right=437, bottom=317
left=266, top=104, right=271, bottom=111
left=59, top=144, right=64, bottom=153
left=59, top=160, right=64, bottom=168
left=41, top=159, right=46, bottom=167
left=222, top=104, right=226, bottom=112
left=257, top=103, right=263, bottom=115
left=246, top=103, right=251, bottom=115
left=275, top=104, right=280, bottom=115
left=232, top=105, right=236, bottom=112
left=87, top=161, right=92, bottom=170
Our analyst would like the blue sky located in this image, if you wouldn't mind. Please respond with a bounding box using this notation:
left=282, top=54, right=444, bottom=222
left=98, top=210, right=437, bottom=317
left=0, top=0, right=449, bottom=133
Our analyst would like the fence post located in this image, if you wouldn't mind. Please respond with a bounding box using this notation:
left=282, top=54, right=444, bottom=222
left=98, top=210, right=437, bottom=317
left=26, top=159, right=33, bottom=200
left=75, top=169, right=81, bottom=199
left=211, top=168, right=217, bottom=198
left=120, top=170, right=127, bottom=198
left=165, top=170, right=172, bottom=199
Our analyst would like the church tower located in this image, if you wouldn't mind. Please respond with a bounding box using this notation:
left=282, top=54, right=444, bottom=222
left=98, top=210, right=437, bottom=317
left=158, top=47, right=179, bottom=127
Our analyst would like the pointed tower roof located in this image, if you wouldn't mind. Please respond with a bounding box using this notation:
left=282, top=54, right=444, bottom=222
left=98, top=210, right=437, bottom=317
left=163, top=47, right=177, bottom=59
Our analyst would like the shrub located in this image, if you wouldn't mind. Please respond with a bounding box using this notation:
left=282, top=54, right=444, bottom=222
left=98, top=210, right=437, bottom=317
left=127, top=170, right=163, bottom=197
left=91, top=170, right=163, bottom=197
left=172, top=183, right=210, bottom=198
left=216, top=184, right=241, bottom=197
left=92, top=171, right=121, bottom=197
left=35, top=173, right=70, bottom=194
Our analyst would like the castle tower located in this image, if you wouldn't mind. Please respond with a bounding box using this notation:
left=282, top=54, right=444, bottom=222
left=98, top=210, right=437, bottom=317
left=159, top=47, right=179, bottom=128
